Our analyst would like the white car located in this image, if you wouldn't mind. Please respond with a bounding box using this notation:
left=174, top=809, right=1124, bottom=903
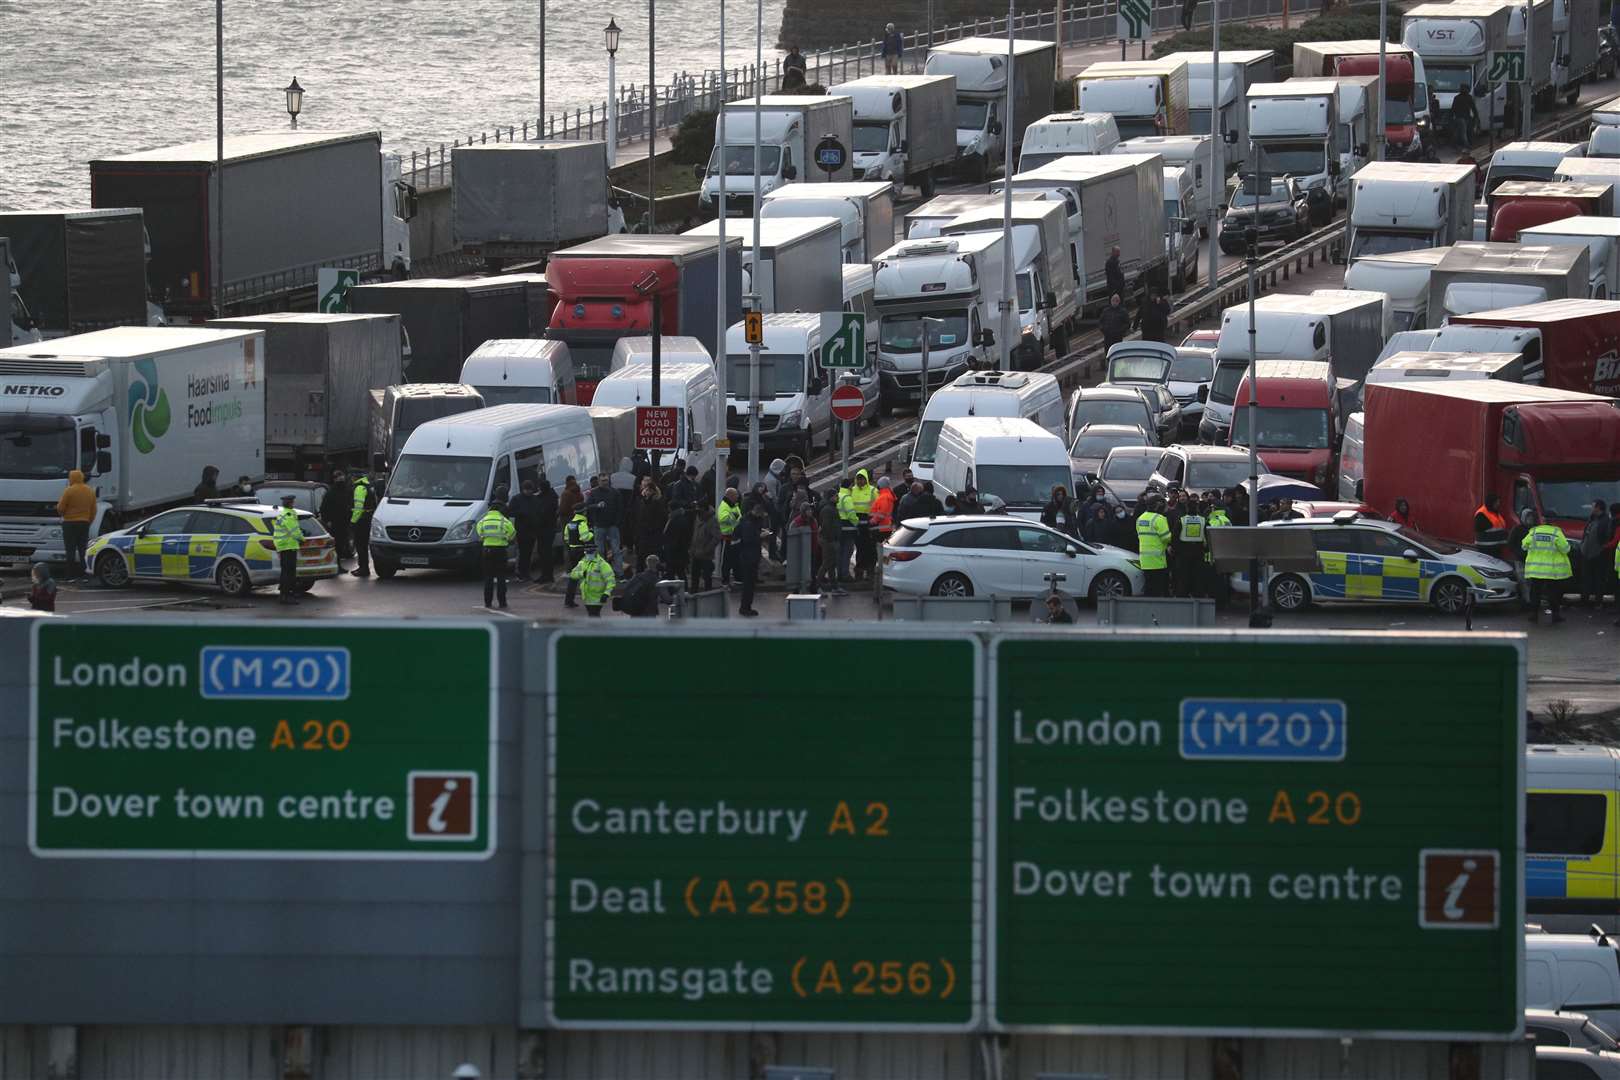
left=881, top=515, right=1145, bottom=601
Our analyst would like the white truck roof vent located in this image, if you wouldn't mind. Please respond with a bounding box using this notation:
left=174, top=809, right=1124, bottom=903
left=0, top=358, right=96, bottom=377
left=904, top=239, right=960, bottom=256
left=964, top=370, right=1029, bottom=388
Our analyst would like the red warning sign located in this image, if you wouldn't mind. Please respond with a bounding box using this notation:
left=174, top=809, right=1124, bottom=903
left=635, top=406, right=680, bottom=451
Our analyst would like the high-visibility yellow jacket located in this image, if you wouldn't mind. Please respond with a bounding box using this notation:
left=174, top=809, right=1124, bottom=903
left=477, top=510, right=516, bottom=547
left=1136, top=512, right=1170, bottom=570
left=717, top=500, right=742, bottom=536
left=273, top=508, right=303, bottom=552
left=569, top=553, right=617, bottom=604
left=1523, top=524, right=1571, bottom=580
left=350, top=477, right=372, bottom=524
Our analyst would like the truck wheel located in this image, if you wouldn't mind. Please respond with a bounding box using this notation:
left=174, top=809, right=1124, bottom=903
left=374, top=561, right=398, bottom=580
left=215, top=559, right=255, bottom=599
left=95, top=551, right=131, bottom=589
left=921, top=170, right=936, bottom=199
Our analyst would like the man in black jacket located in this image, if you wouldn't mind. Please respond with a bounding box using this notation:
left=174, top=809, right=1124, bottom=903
left=1100, top=293, right=1132, bottom=349
left=532, top=478, right=559, bottom=582
left=1105, top=247, right=1126, bottom=300
left=733, top=505, right=767, bottom=616
left=507, top=480, right=543, bottom=581
left=1136, top=285, right=1172, bottom=343
left=319, top=470, right=352, bottom=562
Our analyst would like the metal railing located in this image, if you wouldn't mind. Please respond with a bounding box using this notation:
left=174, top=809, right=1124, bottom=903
left=402, top=0, right=1326, bottom=191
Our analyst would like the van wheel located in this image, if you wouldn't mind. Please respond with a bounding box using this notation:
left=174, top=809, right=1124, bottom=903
left=1268, top=573, right=1310, bottom=613
left=931, top=572, right=974, bottom=598
left=1431, top=577, right=1470, bottom=615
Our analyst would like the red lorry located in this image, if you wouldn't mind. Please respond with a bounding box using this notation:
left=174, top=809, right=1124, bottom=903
left=1454, top=299, right=1620, bottom=396
left=1335, top=54, right=1420, bottom=158
left=545, top=235, right=743, bottom=404
left=1363, top=380, right=1620, bottom=545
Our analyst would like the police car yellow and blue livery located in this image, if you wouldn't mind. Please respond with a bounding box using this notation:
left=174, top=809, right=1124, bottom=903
left=88, top=500, right=339, bottom=598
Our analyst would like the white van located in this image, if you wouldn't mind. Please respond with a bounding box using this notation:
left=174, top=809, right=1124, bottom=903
left=370, top=404, right=599, bottom=577
left=458, top=338, right=577, bottom=407
left=590, top=357, right=722, bottom=480
left=1527, top=931, right=1620, bottom=1031
left=932, top=415, right=1073, bottom=521
left=910, top=370, right=1065, bottom=482
left=609, top=335, right=713, bottom=378
left=724, top=312, right=836, bottom=463
left=1018, top=112, right=1122, bottom=172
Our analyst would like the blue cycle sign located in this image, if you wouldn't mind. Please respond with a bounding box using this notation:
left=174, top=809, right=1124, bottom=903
left=815, top=135, right=847, bottom=175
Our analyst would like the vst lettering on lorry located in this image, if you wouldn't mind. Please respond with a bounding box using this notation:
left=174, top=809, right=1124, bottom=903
left=2, top=384, right=66, bottom=397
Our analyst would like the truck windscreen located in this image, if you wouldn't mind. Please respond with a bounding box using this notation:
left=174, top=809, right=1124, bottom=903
left=880, top=311, right=969, bottom=352
left=1349, top=232, right=1431, bottom=260
left=0, top=415, right=75, bottom=480
left=1188, top=109, right=1212, bottom=135
left=1537, top=479, right=1620, bottom=522
left=709, top=144, right=782, bottom=176
left=1254, top=144, right=1325, bottom=178
left=853, top=123, right=891, bottom=154
left=387, top=454, right=494, bottom=501
left=1115, top=119, right=1160, bottom=140
left=475, top=385, right=551, bottom=407
left=956, top=101, right=988, bottom=130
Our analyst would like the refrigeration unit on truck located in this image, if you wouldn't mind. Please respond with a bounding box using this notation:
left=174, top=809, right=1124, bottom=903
left=1518, top=215, right=1620, bottom=298
left=208, top=312, right=402, bottom=472
left=1346, top=161, right=1477, bottom=262
left=1428, top=241, right=1589, bottom=325
left=1016, top=112, right=1121, bottom=172
left=871, top=231, right=1006, bottom=409
left=1342, top=246, right=1449, bottom=332
left=1486, top=180, right=1612, bottom=241
left=941, top=198, right=1078, bottom=365
left=1402, top=2, right=1513, bottom=130
left=699, top=96, right=856, bottom=216
left=902, top=193, right=1009, bottom=239
left=997, top=153, right=1167, bottom=310
left=826, top=74, right=957, bottom=198
left=90, top=131, right=414, bottom=317
left=545, top=234, right=743, bottom=403
left=0, top=326, right=266, bottom=567
left=1074, top=59, right=1192, bottom=140
left=452, top=142, right=612, bottom=271
left=1552, top=0, right=1600, bottom=105
left=347, top=275, right=536, bottom=386
left=1454, top=299, right=1620, bottom=396
left=923, top=37, right=1059, bottom=181
left=1114, top=135, right=1214, bottom=232
left=1166, top=50, right=1276, bottom=170
left=1246, top=81, right=1341, bottom=225
left=759, top=181, right=895, bottom=263
left=0, top=209, right=160, bottom=339
left=1292, top=42, right=1431, bottom=156
left=682, top=215, right=844, bottom=315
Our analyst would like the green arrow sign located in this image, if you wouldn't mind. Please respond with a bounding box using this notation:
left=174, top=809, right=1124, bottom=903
left=31, top=621, right=496, bottom=859
left=318, top=267, right=360, bottom=313
left=1117, top=0, right=1151, bottom=41
left=1488, top=49, right=1526, bottom=84
left=992, top=633, right=1523, bottom=1038
left=547, top=629, right=980, bottom=1029
left=823, top=312, right=866, bottom=369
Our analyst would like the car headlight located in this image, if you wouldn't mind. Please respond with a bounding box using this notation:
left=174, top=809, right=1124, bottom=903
left=779, top=408, right=802, bottom=430
left=446, top=521, right=475, bottom=542
left=370, top=519, right=386, bottom=541
left=1478, top=566, right=1516, bottom=579
left=864, top=166, right=884, bottom=181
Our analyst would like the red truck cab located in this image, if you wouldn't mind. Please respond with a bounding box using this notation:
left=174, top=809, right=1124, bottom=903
left=1228, top=360, right=1340, bottom=493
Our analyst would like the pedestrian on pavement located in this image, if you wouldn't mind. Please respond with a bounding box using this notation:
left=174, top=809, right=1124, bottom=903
left=619, top=554, right=665, bottom=617
left=1136, top=285, right=1172, bottom=343
left=1451, top=82, right=1479, bottom=147
left=896, top=480, right=926, bottom=523
left=667, top=465, right=702, bottom=510
left=1082, top=503, right=1111, bottom=545
left=477, top=498, right=517, bottom=609
left=558, top=475, right=584, bottom=528
left=1181, top=0, right=1199, bottom=31
left=818, top=491, right=846, bottom=593
left=533, top=478, right=559, bottom=583
left=783, top=44, right=808, bottom=89
left=1109, top=503, right=1137, bottom=549
left=1041, top=484, right=1079, bottom=538
left=664, top=497, right=693, bottom=581
left=320, top=470, right=352, bottom=561
left=569, top=547, right=617, bottom=617
left=193, top=464, right=221, bottom=501
left=690, top=495, right=721, bottom=591
left=29, top=562, right=56, bottom=612
left=1135, top=495, right=1172, bottom=596
left=56, top=468, right=95, bottom=580
left=349, top=470, right=377, bottom=578
left=881, top=22, right=903, bottom=74
left=1522, top=509, right=1572, bottom=623
left=1581, top=500, right=1613, bottom=606
left=765, top=457, right=787, bottom=502
left=870, top=476, right=896, bottom=545
left=1174, top=494, right=1208, bottom=597
left=633, top=476, right=668, bottom=569
left=1100, top=293, right=1131, bottom=349
left=848, top=468, right=878, bottom=579
left=1106, top=246, right=1126, bottom=301
left=945, top=482, right=970, bottom=516
left=717, top=487, right=743, bottom=586
left=506, top=481, right=542, bottom=581
left=273, top=494, right=304, bottom=605
left=562, top=504, right=594, bottom=609
left=587, top=474, right=622, bottom=565
left=734, top=503, right=767, bottom=616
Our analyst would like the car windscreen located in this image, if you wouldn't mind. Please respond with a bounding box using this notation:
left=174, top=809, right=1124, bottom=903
left=387, top=454, right=494, bottom=501
left=0, top=415, right=76, bottom=480
left=726, top=353, right=804, bottom=398
left=975, top=464, right=1074, bottom=509
left=1072, top=432, right=1149, bottom=458
left=1071, top=399, right=1150, bottom=430
left=1231, top=405, right=1331, bottom=449
left=1101, top=451, right=1158, bottom=482
left=474, top=385, right=551, bottom=407
left=1187, top=458, right=1256, bottom=490
left=880, top=311, right=970, bottom=353
left=1169, top=353, right=1213, bottom=382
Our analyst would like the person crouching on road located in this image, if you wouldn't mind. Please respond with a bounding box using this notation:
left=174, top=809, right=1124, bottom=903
left=569, top=546, right=617, bottom=617
left=477, top=498, right=517, bottom=609
left=273, top=494, right=304, bottom=605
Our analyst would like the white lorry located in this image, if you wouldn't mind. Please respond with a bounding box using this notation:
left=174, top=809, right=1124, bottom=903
left=1518, top=215, right=1620, bottom=299
left=759, top=181, right=895, bottom=263
left=1074, top=59, right=1193, bottom=139
left=872, top=231, right=1006, bottom=410
left=997, top=154, right=1168, bottom=310
left=1161, top=167, right=1203, bottom=292
left=923, top=38, right=1059, bottom=181
left=1507, top=0, right=1557, bottom=107
left=1346, top=161, right=1478, bottom=262
left=1291, top=41, right=1434, bottom=156
left=1402, top=1, right=1513, bottom=129
left=941, top=199, right=1079, bottom=365
left=0, top=326, right=266, bottom=566
left=1115, top=135, right=1215, bottom=232
left=699, top=96, right=856, bottom=216
left=1017, top=112, right=1121, bottom=172
left=1342, top=247, right=1450, bottom=332
left=683, top=215, right=845, bottom=315
left=3, top=237, right=40, bottom=347
left=827, top=74, right=957, bottom=199
left=1166, top=49, right=1277, bottom=170
left=1427, top=241, right=1589, bottom=325
left=903, top=193, right=1008, bottom=239
left=1553, top=0, right=1602, bottom=106
left=1247, top=81, right=1341, bottom=225
left=1332, top=74, right=1379, bottom=194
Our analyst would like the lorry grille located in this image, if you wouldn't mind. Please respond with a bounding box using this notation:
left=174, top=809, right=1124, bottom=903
left=0, top=359, right=96, bottom=376
left=385, top=526, right=447, bottom=543
left=0, top=501, right=60, bottom=517
left=726, top=409, right=779, bottom=433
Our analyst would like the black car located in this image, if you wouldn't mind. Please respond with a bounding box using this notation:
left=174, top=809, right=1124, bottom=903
left=1219, top=176, right=1309, bottom=254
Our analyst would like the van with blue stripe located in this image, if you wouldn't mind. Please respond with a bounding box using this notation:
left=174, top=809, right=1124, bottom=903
left=1528, top=744, right=1620, bottom=932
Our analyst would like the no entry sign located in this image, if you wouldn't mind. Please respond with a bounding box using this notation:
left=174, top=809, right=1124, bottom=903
left=830, top=384, right=864, bottom=423
left=635, top=406, right=679, bottom=451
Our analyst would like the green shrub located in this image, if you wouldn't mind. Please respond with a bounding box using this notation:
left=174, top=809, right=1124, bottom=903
left=1151, top=3, right=1406, bottom=64
left=671, top=110, right=717, bottom=164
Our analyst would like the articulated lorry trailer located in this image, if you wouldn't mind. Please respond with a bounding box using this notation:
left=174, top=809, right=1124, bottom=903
left=452, top=142, right=613, bottom=271
left=0, top=209, right=160, bottom=339
left=90, top=131, right=414, bottom=318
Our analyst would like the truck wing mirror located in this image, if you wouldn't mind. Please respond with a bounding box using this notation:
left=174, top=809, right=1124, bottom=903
left=1044, top=291, right=1058, bottom=310
left=96, top=433, right=111, bottom=449
left=1329, top=160, right=1342, bottom=177
left=693, top=164, right=706, bottom=182
left=96, top=451, right=112, bottom=475
left=1197, top=385, right=1209, bottom=403
left=1224, top=130, right=1239, bottom=145
left=899, top=139, right=909, bottom=153
left=1354, top=478, right=1364, bottom=501
left=782, top=164, right=798, bottom=180
left=1181, top=219, right=1197, bottom=235
left=990, top=120, right=1003, bottom=136
left=979, top=328, right=996, bottom=347
left=372, top=452, right=387, bottom=473
left=1356, top=144, right=1370, bottom=157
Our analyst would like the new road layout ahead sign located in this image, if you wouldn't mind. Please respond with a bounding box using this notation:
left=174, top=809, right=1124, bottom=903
left=547, top=629, right=982, bottom=1029
left=31, top=621, right=496, bottom=859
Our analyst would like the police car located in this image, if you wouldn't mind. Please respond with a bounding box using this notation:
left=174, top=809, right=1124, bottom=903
left=89, top=499, right=340, bottom=598
left=1232, top=512, right=1518, bottom=613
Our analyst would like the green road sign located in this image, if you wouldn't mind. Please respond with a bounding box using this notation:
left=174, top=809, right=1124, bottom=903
left=992, top=633, right=1523, bottom=1038
left=31, top=621, right=496, bottom=859
left=1117, top=0, right=1151, bottom=41
left=823, top=312, right=866, bottom=369
left=318, top=267, right=360, bottom=313
left=548, top=629, right=981, bottom=1029
left=1488, top=49, right=1526, bottom=83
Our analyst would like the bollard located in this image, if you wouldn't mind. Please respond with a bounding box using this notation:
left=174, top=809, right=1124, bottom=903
left=785, top=524, right=813, bottom=590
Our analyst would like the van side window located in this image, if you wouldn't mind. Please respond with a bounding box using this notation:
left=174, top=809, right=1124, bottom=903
left=1312, top=324, right=1327, bottom=352
left=494, top=455, right=513, bottom=497
left=515, top=445, right=546, bottom=491
left=1526, top=1025, right=1572, bottom=1047
left=1527, top=792, right=1607, bottom=855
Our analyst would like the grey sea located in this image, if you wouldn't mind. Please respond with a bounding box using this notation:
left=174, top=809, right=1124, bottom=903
left=0, top=0, right=786, bottom=208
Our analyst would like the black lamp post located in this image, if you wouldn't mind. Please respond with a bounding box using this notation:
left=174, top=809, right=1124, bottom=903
left=284, top=77, right=305, bottom=129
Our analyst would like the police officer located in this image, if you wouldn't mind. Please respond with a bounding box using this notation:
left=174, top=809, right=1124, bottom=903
left=1174, top=496, right=1207, bottom=597
left=477, top=499, right=517, bottom=609
left=349, top=471, right=376, bottom=578
left=273, top=494, right=304, bottom=605
left=717, top=487, right=743, bottom=587
left=835, top=477, right=857, bottom=583
left=1135, top=496, right=1172, bottom=597
left=562, top=506, right=594, bottom=610
left=847, top=468, right=877, bottom=580
left=1205, top=492, right=1232, bottom=603
left=1521, top=509, right=1572, bottom=624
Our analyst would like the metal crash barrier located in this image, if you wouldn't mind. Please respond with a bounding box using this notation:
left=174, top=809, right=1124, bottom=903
left=1096, top=596, right=1218, bottom=628
left=888, top=595, right=1016, bottom=622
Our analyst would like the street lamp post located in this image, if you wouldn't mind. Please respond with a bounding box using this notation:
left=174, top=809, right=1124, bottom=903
left=648, top=0, right=657, bottom=230
left=284, top=77, right=304, bottom=129
left=604, top=19, right=621, bottom=163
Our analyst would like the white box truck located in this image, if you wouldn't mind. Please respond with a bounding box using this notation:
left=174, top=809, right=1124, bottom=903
left=0, top=326, right=266, bottom=565
left=699, top=96, right=857, bottom=216
left=1507, top=0, right=1557, bottom=104
left=1342, top=246, right=1450, bottom=333
left=872, top=231, right=1007, bottom=409
left=1167, top=50, right=1277, bottom=171
left=1074, top=59, right=1193, bottom=140
left=1247, top=81, right=1342, bottom=224
left=759, top=181, right=895, bottom=263
left=924, top=38, right=1059, bottom=181
left=1553, top=0, right=1601, bottom=105
left=827, top=74, right=957, bottom=198
left=1518, top=215, right=1620, bottom=299
left=452, top=142, right=613, bottom=271
left=1333, top=74, right=1380, bottom=194
left=1291, top=41, right=1433, bottom=155
left=1428, top=241, right=1589, bottom=325
left=1402, top=2, right=1514, bottom=128
left=942, top=199, right=1079, bottom=364
left=903, top=193, right=1009, bottom=239
left=1115, top=135, right=1215, bottom=231
left=1347, top=160, right=1477, bottom=263
left=682, top=216, right=844, bottom=315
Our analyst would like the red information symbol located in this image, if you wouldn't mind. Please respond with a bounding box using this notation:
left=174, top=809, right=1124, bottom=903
left=407, top=771, right=478, bottom=841
left=1418, top=849, right=1499, bottom=929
